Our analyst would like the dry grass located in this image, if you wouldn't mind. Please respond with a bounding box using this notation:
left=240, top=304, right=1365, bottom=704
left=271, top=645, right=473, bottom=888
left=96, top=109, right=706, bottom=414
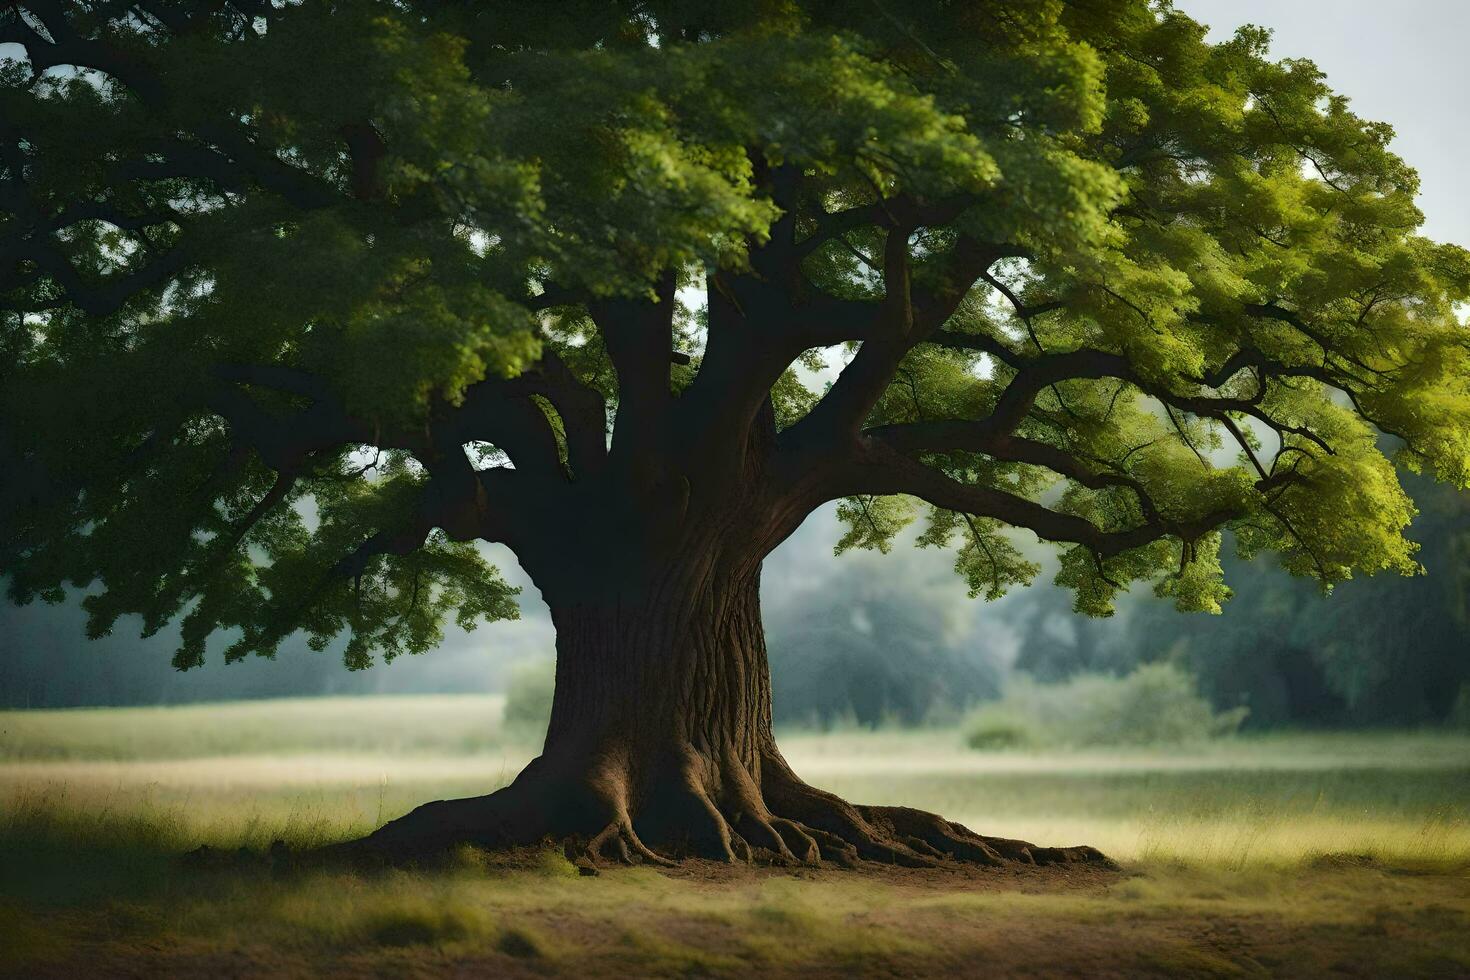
left=4, top=841, right=1467, bottom=978
left=2, top=697, right=1469, bottom=977
left=0, top=694, right=514, bottom=761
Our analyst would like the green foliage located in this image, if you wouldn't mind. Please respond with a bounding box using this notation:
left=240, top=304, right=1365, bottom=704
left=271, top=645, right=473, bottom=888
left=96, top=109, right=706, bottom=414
left=822, top=4, right=1470, bottom=613
left=3, top=0, right=1468, bottom=678
left=916, top=509, right=1041, bottom=602
left=965, top=663, right=1248, bottom=749
left=833, top=495, right=915, bottom=555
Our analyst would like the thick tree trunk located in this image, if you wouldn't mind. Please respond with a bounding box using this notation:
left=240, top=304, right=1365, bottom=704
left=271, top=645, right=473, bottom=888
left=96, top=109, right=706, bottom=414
left=349, top=548, right=1110, bottom=870
left=542, top=560, right=773, bottom=781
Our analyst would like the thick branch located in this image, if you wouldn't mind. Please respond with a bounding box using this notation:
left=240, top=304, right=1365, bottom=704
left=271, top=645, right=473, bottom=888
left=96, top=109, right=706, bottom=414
left=783, top=236, right=1025, bottom=450
left=866, top=423, right=1166, bottom=518
left=919, top=334, right=1345, bottom=459
left=592, top=274, right=677, bottom=467
left=845, top=444, right=1239, bottom=557
left=207, top=361, right=561, bottom=547
left=792, top=193, right=975, bottom=260
left=521, top=348, right=608, bottom=479
left=448, top=380, right=565, bottom=478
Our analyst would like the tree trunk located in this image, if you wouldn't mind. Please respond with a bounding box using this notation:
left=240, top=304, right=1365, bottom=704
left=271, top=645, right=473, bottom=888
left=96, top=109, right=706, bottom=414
left=349, top=551, right=1109, bottom=870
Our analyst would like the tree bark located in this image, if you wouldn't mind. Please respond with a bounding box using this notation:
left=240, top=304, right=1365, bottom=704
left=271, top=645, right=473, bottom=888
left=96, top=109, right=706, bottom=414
left=348, top=549, right=1111, bottom=870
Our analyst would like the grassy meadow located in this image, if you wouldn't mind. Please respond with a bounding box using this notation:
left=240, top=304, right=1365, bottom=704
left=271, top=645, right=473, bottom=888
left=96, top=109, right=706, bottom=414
left=2, top=696, right=1469, bottom=977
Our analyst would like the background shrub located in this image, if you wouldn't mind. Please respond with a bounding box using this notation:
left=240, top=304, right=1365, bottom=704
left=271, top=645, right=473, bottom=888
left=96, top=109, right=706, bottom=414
left=965, top=663, right=1248, bottom=750
left=502, top=660, right=555, bottom=739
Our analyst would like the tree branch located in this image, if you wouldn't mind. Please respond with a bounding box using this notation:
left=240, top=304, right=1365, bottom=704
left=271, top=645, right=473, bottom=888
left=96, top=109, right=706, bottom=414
left=837, top=443, right=1240, bottom=558
left=447, top=378, right=566, bottom=478
left=4, top=1, right=163, bottom=98
left=521, top=347, right=608, bottom=479
left=591, top=273, right=678, bottom=466
left=781, top=235, right=1026, bottom=450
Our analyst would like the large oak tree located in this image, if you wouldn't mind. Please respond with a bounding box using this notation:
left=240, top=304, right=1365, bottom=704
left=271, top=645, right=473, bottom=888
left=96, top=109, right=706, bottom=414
left=3, top=0, right=1468, bottom=867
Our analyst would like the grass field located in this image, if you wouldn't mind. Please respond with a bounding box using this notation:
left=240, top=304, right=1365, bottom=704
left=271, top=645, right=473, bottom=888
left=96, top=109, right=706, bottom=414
left=2, top=696, right=1469, bottom=977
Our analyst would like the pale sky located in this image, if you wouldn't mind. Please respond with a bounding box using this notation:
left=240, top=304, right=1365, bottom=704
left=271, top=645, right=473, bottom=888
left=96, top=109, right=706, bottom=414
left=1176, top=0, right=1469, bottom=248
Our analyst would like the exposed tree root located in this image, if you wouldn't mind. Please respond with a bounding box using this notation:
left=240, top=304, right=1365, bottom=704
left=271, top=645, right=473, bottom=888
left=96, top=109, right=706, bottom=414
left=319, top=742, right=1115, bottom=874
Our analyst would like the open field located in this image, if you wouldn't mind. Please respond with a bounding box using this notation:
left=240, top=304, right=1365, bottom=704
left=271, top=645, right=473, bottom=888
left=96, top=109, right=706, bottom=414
left=2, top=696, right=1469, bottom=977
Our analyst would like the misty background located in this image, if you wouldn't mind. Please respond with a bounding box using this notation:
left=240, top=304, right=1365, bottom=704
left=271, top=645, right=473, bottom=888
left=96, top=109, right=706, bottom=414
left=3, top=0, right=1469, bottom=729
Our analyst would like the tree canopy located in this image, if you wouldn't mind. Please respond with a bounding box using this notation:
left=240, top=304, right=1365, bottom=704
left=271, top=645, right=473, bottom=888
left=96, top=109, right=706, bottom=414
left=3, top=0, right=1468, bottom=671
